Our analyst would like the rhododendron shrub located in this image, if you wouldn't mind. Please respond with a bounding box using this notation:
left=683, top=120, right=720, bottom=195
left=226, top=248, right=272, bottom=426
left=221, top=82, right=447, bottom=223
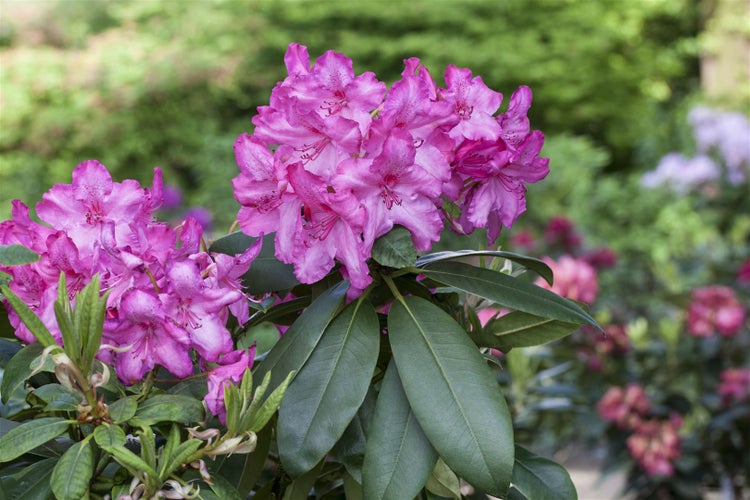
left=0, top=44, right=595, bottom=500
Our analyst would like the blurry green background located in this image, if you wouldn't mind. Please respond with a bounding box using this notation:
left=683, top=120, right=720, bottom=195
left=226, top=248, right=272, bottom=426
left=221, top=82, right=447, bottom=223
left=4, top=0, right=743, bottom=234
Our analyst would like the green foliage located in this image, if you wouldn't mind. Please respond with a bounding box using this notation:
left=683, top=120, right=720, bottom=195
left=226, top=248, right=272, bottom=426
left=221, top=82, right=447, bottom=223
left=0, top=0, right=702, bottom=228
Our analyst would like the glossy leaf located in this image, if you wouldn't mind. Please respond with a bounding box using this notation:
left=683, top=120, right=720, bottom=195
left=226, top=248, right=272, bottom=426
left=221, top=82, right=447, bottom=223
left=277, top=298, right=379, bottom=477
left=281, top=461, right=323, bottom=500
left=416, top=250, right=553, bottom=284
left=0, top=245, right=39, bottom=266
left=253, top=281, right=348, bottom=394
left=0, top=417, right=71, bottom=463
left=362, top=359, right=437, bottom=500
left=93, top=424, right=127, bottom=449
left=236, top=423, right=273, bottom=497
left=387, top=296, right=514, bottom=496
left=209, top=232, right=299, bottom=294
left=0, top=456, right=55, bottom=500
left=1, top=342, right=44, bottom=404
left=511, top=445, right=577, bottom=500
left=50, top=439, right=94, bottom=500
left=372, top=226, right=417, bottom=268
left=129, top=394, right=204, bottom=427
left=478, top=311, right=581, bottom=351
left=421, top=261, right=597, bottom=327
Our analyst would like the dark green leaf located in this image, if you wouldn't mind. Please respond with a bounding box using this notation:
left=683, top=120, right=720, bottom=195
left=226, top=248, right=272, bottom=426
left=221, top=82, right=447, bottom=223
left=0, top=245, right=39, bottom=266
left=93, top=424, right=127, bottom=449
left=416, top=250, right=553, bottom=284
left=477, top=311, right=581, bottom=351
left=1, top=341, right=44, bottom=404
left=343, top=473, right=364, bottom=500
left=281, top=460, right=323, bottom=500
left=108, top=395, right=138, bottom=423
left=330, top=411, right=367, bottom=484
left=207, top=472, right=244, bottom=500
left=277, top=298, right=379, bottom=477
left=0, top=285, right=58, bottom=348
left=0, top=417, right=71, bottom=463
left=372, top=226, right=417, bottom=268
left=511, top=445, right=577, bottom=500
left=362, top=359, right=437, bottom=500
left=253, top=281, right=348, bottom=395
left=50, top=439, right=94, bottom=500
left=129, top=394, right=204, bottom=427
left=388, top=296, right=514, bottom=496
left=209, top=232, right=299, bottom=294
left=420, top=261, right=598, bottom=327
left=0, top=456, right=56, bottom=500
left=31, top=383, right=81, bottom=411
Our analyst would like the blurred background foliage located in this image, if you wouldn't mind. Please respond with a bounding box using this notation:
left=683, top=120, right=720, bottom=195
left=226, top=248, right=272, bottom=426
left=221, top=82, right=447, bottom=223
left=0, top=0, right=714, bottom=232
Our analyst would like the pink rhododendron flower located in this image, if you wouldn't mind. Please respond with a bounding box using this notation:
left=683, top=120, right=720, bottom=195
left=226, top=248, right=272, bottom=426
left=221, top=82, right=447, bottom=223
left=232, top=43, right=549, bottom=294
left=204, top=346, right=256, bottom=424
left=1, top=160, right=260, bottom=385
left=737, top=258, right=750, bottom=286
left=717, top=368, right=750, bottom=406
left=535, top=255, right=599, bottom=304
left=626, top=414, right=683, bottom=477
left=544, top=216, right=582, bottom=251
left=687, top=285, right=746, bottom=337
left=597, top=384, right=650, bottom=430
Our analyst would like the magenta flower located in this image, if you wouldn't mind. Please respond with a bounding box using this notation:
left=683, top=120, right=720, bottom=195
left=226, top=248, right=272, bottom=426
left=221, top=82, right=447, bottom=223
left=106, top=288, right=193, bottom=385
left=204, top=347, right=256, bottom=424
left=543, top=216, right=582, bottom=251
left=233, top=43, right=549, bottom=293
left=687, top=285, right=746, bottom=337
left=2, top=160, right=260, bottom=385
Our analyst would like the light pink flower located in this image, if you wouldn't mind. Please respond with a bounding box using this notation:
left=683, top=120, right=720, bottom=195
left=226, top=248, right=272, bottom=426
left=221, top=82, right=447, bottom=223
left=717, top=368, right=750, bottom=406
left=535, top=255, right=599, bottom=304
left=597, top=384, right=650, bottom=430
left=626, top=414, right=682, bottom=477
left=687, top=285, right=746, bottom=337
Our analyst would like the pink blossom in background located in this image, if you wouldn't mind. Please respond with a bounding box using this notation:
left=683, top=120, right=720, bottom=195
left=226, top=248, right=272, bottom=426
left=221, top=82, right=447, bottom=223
left=204, top=347, right=256, bottom=424
left=597, top=384, right=651, bottom=430
left=509, top=229, right=537, bottom=252
left=626, top=414, right=683, bottom=477
left=717, top=368, right=750, bottom=406
left=535, top=255, right=599, bottom=304
left=581, top=247, right=618, bottom=270
left=579, top=324, right=631, bottom=371
left=232, top=43, right=549, bottom=295
left=0, top=160, right=261, bottom=394
left=687, top=285, right=746, bottom=337
left=544, top=216, right=581, bottom=251
left=738, top=258, right=750, bottom=286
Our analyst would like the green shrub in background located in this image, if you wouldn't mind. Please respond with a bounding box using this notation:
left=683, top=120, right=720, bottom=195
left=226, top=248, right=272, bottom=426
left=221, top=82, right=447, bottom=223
left=0, top=0, right=702, bottom=229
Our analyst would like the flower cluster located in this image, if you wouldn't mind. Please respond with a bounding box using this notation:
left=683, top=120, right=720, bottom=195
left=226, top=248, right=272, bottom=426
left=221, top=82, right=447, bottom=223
left=535, top=255, right=599, bottom=304
left=686, top=285, right=746, bottom=337
left=596, top=383, right=650, bottom=430
left=717, top=367, right=750, bottom=407
left=0, top=161, right=259, bottom=400
left=641, top=106, right=750, bottom=193
left=578, top=324, right=631, bottom=371
left=232, top=43, right=549, bottom=293
left=598, top=384, right=683, bottom=477
left=625, top=414, right=683, bottom=477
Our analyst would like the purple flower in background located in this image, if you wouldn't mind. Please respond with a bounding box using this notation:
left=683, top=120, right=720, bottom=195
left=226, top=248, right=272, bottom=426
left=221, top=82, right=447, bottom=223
left=184, top=207, right=213, bottom=233
left=689, top=106, right=750, bottom=183
left=161, top=184, right=183, bottom=210
left=641, top=153, right=720, bottom=194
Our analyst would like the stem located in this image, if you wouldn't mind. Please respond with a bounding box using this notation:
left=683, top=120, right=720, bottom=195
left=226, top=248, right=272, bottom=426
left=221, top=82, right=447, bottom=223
left=382, top=275, right=406, bottom=305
